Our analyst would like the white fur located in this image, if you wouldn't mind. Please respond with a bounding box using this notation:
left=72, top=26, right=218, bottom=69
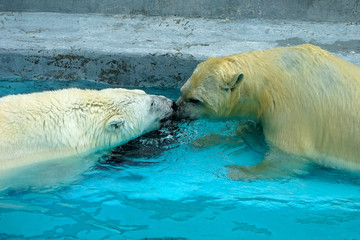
left=177, top=44, right=360, bottom=173
left=0, top=88, right=173, bottom=171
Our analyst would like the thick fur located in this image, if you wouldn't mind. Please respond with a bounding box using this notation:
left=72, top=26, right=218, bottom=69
left=0, top=88, right=174, bottom=171
left=177, top=44, right=360, bottom=171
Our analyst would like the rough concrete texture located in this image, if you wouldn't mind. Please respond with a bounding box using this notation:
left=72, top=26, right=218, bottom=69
left=1, top=0, right=359, bottom=22
left=0, top=12, right=359, bottom=88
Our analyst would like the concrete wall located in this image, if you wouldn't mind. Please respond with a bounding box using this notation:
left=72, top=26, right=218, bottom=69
left=1, top=0, right=359, bottom=22
left=0, top=1, right=359, bottom=88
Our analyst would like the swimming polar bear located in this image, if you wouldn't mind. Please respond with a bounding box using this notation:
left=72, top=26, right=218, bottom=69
left=0, top=88, right=175, bottom=171
left=176, top=44, right=360, bottom=179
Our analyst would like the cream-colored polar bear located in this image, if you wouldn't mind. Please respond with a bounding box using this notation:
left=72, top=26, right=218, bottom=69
left=0, top=88, right=174, bottom=171
left=176, top=44, right=360, bottom=178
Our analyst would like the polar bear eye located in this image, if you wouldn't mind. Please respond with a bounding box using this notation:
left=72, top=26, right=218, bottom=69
left=188, top=98, right=202, bottom=105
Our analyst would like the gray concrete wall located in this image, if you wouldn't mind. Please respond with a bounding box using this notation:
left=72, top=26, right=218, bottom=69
left=1, top=12, right=359, bottom=88
left=1, top=0, right=359, bottom=23
left=0, top=2, right=359, bottom=88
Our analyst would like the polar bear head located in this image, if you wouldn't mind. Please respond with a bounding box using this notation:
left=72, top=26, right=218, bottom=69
left=50, top=88, right=175, bottom=151
left=0, top=88, right=175, bottom=169
left=176, top=57, right=247, bottom=120
left=84, top=88, right=175, bottom=149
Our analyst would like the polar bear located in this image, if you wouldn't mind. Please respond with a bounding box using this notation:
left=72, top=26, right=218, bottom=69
left=176, top=44, right=360, bottom=178
left=0, top=88, right=175, bottom=171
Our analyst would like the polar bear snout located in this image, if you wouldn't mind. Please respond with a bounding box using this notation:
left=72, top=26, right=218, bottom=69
left=174, top=96, right=202, bottom=120
left=149, top=95, right=175, bottom=121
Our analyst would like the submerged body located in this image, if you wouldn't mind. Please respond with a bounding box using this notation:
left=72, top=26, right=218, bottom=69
left=0, top=88, right=174, bottom=171
left=177, top=44, right=360, bottom=173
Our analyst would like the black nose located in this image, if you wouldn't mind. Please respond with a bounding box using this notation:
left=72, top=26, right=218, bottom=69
left=171, top=101, right=178, bottom=111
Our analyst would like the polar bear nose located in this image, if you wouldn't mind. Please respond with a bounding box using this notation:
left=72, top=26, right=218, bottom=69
left=171, top=101, right=178, bottom=111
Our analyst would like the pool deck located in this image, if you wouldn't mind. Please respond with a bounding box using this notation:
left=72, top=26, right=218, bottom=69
left=0, top=12, right=360, bottom=88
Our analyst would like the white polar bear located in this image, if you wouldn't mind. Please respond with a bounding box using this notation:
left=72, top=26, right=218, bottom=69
left=0, top=88, right=175, bottom=171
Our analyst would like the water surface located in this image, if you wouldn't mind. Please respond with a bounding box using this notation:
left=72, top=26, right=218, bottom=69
left=1, top=79, right=360, bottom=240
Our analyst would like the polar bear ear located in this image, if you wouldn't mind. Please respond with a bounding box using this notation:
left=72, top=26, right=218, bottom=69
left=106, top=116, right=125, bottom=132
left=226, top=73, right=244, bottom=92
left=231, top=73, right=244, bottom=88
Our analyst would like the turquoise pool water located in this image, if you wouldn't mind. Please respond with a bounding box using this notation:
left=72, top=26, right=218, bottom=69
left=1, top=79, right=360, bottom=240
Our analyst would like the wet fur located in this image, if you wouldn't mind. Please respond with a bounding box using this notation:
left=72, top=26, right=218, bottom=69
left=178, top=44, right=360, bottom=172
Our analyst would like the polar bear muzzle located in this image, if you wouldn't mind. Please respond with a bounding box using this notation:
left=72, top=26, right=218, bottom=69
left=148, top=95, right=176, bottom=122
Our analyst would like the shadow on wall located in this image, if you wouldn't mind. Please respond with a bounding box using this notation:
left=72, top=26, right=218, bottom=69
left=0, top=52, right=200, bottom=88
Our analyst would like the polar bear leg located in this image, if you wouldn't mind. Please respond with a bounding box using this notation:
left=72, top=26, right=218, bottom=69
left=226, top=149, right=311, bottom=181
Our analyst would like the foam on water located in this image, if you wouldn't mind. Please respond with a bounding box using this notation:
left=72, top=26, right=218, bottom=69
left=1, top=79, right=360, bottom=240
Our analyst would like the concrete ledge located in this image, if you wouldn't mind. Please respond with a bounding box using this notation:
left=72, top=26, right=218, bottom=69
left=0, top=12, right=360, bottom=88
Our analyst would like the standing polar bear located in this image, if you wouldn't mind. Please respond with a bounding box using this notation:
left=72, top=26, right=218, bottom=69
left=177, top=44, right=360, bottom=178
left=0, top=88, right=175, bottom=171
